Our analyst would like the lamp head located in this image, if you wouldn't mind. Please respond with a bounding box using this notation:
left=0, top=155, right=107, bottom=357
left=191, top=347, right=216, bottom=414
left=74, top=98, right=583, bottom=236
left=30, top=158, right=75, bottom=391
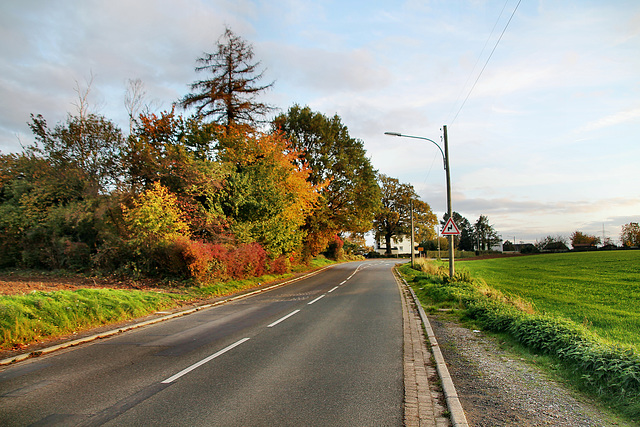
left=384, top=132, right=402, bottom=136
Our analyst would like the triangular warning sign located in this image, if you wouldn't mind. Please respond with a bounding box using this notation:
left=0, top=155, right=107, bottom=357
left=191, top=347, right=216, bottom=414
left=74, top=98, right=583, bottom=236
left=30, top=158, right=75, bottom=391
left=442, top=217, right=461, bottom=235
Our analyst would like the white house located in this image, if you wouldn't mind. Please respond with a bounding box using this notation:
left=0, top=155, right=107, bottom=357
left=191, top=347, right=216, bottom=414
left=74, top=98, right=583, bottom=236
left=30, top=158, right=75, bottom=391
left=374, top=235, right=417, bottom=256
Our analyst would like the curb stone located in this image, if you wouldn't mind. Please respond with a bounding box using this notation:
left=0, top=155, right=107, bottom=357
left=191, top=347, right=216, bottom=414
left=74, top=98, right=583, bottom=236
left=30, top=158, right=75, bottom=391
left=396, top=268, right=469, bottom=427
left=0, top=265, right=334, bottom=366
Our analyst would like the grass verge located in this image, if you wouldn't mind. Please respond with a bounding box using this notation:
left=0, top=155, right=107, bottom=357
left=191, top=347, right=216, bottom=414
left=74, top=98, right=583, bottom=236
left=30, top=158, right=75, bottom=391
left=0, top=256, right=339, bottom=351
left=459, top=251, right=640, bottom=348
left=399, top=259, right=640, bottom=421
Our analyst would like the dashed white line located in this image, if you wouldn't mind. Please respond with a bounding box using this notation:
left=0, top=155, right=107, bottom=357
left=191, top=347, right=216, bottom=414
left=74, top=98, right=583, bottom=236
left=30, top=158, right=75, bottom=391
left=307, top=295, right=325, bottom=305
left=267, top=310, right=301, bottom=328
left=161, top=338, right=250, bottom=384
left=160, top=266, right=367, bottom=384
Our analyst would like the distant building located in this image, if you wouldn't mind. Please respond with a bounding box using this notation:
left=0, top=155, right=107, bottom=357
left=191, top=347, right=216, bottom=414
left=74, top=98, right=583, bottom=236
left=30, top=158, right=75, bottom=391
left=374, top=235, right=416, bottom=256
left=542, top=242, right=569, bottom=253
left=512, top=243, right=536, bottom=253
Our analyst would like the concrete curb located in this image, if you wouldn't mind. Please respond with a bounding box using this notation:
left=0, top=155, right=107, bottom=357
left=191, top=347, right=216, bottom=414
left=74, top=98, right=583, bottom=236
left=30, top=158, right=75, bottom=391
left=0, top=265, right=334, bottom=366
left=399, top=272, right=469, bottom=427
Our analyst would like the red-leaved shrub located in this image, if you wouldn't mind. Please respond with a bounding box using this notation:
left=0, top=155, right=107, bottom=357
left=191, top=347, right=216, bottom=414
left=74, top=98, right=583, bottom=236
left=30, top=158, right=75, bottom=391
left=162, top=238, right=271, bottom=282
left=227, top=243, right=267, bottom=279
left=268, top=255, right=291, bottom=275
left=173, top=237, right=215, bottom=282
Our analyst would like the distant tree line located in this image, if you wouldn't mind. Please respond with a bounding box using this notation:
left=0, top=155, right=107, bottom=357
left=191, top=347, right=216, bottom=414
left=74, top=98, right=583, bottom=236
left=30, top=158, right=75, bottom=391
left=416, top=212, right=500, bottom=253
left=0, top=28, right=382, bottom=281
left=503, top=222, right=640, bottom=254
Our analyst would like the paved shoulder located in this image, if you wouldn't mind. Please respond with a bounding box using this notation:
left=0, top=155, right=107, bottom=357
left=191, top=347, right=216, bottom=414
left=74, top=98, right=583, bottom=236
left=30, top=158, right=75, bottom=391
left=395, top=268, right=451, bottom=427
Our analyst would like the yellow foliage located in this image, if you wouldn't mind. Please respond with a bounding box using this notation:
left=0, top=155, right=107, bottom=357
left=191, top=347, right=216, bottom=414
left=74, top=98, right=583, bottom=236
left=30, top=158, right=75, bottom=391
left=122, top=181, right=190, bottom=245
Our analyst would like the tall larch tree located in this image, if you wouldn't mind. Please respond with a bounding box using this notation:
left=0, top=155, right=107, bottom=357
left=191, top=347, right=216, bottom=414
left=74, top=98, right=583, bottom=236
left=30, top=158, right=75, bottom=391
left=179, top=27, right=274, bottom=127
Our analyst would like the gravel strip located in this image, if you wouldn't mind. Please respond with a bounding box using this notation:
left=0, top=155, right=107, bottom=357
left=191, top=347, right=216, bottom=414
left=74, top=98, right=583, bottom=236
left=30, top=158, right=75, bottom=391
left=429, top=314, right=634, bottom=427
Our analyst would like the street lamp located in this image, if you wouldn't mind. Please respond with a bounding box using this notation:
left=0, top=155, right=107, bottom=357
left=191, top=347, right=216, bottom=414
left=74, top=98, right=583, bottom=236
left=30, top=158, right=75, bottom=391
left=384, top=125, right=454, bottom=277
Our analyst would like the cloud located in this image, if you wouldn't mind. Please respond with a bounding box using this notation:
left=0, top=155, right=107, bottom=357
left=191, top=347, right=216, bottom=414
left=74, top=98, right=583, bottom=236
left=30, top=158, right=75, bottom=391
left=578, top=107, right=640, bottom=132
left=448, top=194, right=640, bottom=241
left=264, top=43, right=392, bottom=93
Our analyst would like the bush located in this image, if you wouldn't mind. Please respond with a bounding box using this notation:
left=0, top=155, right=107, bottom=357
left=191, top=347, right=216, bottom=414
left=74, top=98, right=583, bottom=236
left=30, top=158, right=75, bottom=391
left=323, top=234, right=344, bottom=260
left=268, top=255, right=291, bottom=275
left=227, top=243, right=267, bottom=279
left=62, top=240, right=91, bottom=271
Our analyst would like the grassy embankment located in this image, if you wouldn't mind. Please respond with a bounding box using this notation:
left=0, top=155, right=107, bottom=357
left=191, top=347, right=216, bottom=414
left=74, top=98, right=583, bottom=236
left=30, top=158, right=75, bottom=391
left=399, top=250, right=640, bottom=420
left=460, top=251, right=640, bottom=349
left=0, top=257, right=337, bottom=351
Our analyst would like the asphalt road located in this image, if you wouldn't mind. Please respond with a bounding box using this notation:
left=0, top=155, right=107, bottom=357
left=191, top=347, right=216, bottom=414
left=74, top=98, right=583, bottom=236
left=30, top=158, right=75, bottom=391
left=0, top=260, right=404, bottom=426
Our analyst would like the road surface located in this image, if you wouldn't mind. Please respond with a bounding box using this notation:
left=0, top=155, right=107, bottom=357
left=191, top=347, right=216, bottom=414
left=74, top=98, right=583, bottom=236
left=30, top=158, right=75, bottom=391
left=0, top=260, right=404, bottom=426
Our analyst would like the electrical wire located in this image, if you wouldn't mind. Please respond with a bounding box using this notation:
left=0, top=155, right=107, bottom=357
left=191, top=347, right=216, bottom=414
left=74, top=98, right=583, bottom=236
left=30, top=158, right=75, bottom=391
left=446, top=0, right=511, bottom=123
left=450, top=0, right=523, bottom=124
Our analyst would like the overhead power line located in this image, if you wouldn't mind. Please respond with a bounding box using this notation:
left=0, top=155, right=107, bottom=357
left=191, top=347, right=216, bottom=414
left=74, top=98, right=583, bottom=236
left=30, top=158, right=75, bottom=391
left=446, top=0, right=510, bottom=123
left=450, top=0, right=523, bottom=125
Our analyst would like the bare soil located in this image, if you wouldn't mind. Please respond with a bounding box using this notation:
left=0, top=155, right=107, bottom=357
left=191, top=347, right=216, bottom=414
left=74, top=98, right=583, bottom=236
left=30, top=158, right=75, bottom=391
left=0, top=272, right=171, bottom=295
left=429, top=313, right=634, bottom=426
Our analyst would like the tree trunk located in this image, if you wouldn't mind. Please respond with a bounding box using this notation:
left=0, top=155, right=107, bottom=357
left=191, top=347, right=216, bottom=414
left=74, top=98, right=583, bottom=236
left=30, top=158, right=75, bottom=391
left=385, top=233, right=392, bottom=256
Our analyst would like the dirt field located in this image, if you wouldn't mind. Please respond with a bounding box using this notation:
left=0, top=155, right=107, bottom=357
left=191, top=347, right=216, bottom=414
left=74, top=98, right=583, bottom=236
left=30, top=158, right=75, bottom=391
left=0, top=273, right=165, bottom=295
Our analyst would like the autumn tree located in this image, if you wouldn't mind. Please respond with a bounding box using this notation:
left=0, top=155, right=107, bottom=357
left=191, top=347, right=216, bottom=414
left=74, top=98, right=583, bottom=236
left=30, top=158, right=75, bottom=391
left=373, top=174, right=436, bottom=256
left=620, top=222, right=640, bottom=247
left=122, top=181, right=190, bottom=245
left=179, top=27, right=274, bottom=127
left=28, top=113, right=125, bottom=197
left=124, top=109, right=230, bottom=240
left=274, top=105, right=380, bottom=257
left=570, top=231, right=600, bottom=249
left=0, top=111, right=125, bottom=269
left=218, top=127, right=319, bottom=257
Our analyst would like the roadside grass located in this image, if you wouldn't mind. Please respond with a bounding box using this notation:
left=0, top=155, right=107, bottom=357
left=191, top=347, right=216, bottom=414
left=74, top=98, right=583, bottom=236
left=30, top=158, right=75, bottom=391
left=0, top=256, right=339, bottom=351
left=400, top=254, right=640, bottom=421
left=459, top=251, right=640, bottom=349
left=0, top=289, right=179, bottom=349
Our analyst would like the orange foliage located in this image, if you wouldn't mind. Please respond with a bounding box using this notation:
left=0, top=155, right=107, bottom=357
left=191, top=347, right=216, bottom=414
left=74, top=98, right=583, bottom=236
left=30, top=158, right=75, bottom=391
left=220, top=126, right=321, bottom=252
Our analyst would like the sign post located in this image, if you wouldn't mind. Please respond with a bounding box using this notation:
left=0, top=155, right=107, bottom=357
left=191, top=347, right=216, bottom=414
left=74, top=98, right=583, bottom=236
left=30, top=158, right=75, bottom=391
left=441, top=216, right=460, bottom=276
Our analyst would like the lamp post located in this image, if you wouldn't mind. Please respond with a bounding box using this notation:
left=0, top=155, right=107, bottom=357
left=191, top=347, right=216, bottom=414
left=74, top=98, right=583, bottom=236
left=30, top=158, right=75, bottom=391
left=384, top=125, right=454, bottom=277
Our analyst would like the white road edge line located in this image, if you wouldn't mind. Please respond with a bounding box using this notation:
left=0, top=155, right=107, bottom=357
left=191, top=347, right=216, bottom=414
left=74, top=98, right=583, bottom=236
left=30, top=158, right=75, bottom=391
left=161, top=337, right=250, bottom=384
left=267, top=309, right=301, bottom=328
left=328, top=286, right=339, bottom=293
left=307, top=295, right=325, bottom=305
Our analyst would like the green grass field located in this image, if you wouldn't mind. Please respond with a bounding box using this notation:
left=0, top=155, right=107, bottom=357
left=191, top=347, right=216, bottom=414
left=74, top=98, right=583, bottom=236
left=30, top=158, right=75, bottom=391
left=459, top=251, right=640, bottom=349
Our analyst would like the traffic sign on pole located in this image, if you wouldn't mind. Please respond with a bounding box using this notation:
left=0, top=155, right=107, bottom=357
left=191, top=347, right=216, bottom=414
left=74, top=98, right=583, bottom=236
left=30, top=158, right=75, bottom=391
left=442, top=217, right=460, bottom=235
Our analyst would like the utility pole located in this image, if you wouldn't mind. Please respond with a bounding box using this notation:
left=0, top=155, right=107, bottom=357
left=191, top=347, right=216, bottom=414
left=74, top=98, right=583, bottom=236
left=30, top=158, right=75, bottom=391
left=410, top=199, right=415, bottom=268
left=384, top=125, right=454, bottom=276
left=444, top=125, right=454, bottom=277
left=438, top=225, right=441, bottom=260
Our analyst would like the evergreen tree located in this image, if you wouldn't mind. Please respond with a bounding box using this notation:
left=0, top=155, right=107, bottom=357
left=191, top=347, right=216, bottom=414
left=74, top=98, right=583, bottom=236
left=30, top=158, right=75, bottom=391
left=179, top=27, right=274, bottom=127
left=474, top=214, right=501, bottom=250
left=441, top=212, right=474, bottom=251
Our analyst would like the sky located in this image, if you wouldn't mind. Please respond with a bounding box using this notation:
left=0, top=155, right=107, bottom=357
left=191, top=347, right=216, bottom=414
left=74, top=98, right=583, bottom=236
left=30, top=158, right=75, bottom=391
left=1, top=0, right=639, bottom=244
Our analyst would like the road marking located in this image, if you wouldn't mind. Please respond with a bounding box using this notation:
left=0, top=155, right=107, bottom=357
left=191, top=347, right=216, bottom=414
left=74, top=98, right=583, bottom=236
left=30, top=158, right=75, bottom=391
left=328, top=286, right=339, bottom=293
left=307, top=295, right=325, bottom=305
left=161, top=338, right=250, bottom=384
left=340, top=280, right=347, bottom=285
left=267, top=310, right=301, bottom=328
